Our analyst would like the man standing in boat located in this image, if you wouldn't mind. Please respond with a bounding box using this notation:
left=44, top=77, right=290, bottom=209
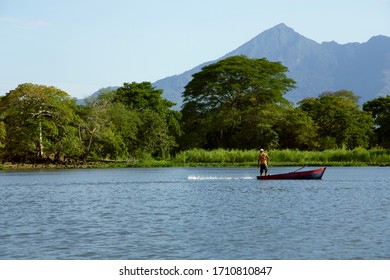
left=257, top=148, right=270, bottom=176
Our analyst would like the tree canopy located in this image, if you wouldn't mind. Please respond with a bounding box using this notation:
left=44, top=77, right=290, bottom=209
left=181, top=55, right=297, bottom=149
left=0, top=83, right=80, bottom=162
left=115, top=82, right=175, bottom=113
left=183, top=55, right=296, bottom=112
left=114, top=82, right=182, bottom=157
left=299, top=90, right=374, bottom=149
left=363, top=95, right=390, bottom=148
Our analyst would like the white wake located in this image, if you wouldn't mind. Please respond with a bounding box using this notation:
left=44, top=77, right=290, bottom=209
left=187, top=175, right=254, bottom=181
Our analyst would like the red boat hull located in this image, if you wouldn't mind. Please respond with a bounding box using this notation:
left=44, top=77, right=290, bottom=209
left=257, top=167, right=326, bottom=180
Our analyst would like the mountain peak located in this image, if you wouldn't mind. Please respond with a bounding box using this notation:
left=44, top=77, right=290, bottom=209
left=271, top=23, right=292, bottom=31
left=224, top=23, right=316, bottom=60
left=262, top=23, right=299, bottom=36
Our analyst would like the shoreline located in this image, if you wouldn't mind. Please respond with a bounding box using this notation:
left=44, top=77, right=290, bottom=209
left=1, top=161, right=389, bottom=171
left=2, top=148, right=390, bottom=170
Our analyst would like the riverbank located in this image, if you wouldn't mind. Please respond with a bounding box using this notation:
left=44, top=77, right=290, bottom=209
left=1, top=161, right=388, bottom=171
left=1, top=148, right=390, bottom=170
left=170, top=148, right=390, bottom=167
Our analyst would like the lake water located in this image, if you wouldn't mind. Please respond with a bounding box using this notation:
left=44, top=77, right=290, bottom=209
left=0, top=167, right=389, bottom=260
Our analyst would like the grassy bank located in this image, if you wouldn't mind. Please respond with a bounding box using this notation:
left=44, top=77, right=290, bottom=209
left=171, top=148, right=390, bottom=167
left=2, top=148, right=390, bottom=170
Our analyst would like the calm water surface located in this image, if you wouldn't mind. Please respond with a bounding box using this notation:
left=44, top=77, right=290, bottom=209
left=0, top=167, right=389, bottom=259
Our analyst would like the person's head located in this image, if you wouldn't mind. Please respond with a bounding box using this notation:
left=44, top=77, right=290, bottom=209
left=260, top=148, right=264, bottom=153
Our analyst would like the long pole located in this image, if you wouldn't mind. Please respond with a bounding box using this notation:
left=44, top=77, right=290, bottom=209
left=293, top=165, right=307, bottom=172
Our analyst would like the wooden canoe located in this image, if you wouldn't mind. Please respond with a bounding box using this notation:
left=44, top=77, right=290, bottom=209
left=257, top=167, right=326, bottom=180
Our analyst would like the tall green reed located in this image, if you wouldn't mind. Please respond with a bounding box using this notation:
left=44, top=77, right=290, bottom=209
left=174, top=148, right=390, bottom=166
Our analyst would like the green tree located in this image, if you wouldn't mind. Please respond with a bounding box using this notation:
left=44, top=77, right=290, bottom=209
left=136, top=110, right=177, bottom=158
left=236, top=105, right=280, bottom=149
left=78, top=90, right=133, bottom=160
left=115, top=82, right=182, bottom=157
left=106, top=101, right=140, bottom=156
left=0, top=83, right=81, bottom=162
left=115, top=82, right=175, bottom=113
left=181, top=55, right=296, bottom=149
left=274, top=107, right=318, bottom=150
left=363, top=95, right=390, bottom=148
left=0, top=121, right=5, bottom=150
left=299, top=90, right=374, bottom=149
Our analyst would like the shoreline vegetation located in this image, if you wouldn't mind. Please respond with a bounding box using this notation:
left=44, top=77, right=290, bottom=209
left=1, top=148, right=390, bottom=170
left=2, top=67, right=390, bottom=171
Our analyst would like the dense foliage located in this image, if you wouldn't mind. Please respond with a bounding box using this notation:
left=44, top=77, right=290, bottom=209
left=363, top=95, right=390, bottom=148
left=299, top=90, right=374, bottom=150
left=1, top=56, right=389, bottom=164
left=0, top=82, right=181, bottom=163
left=181, top=55, right=297, bottom=149
left=0, top=83, right=80, bottom=162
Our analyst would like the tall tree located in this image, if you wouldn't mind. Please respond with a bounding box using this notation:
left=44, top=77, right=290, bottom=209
left=274, top=107, right=318, bottom=150
left=183, top=56, right=295, bottom=111
left=78, top=90, right=134, bottom=160
left=363, top=95, right=390, bottom=148
left=181, top=55, right=296, bottom=149
left=115, top=82, right=182, bottom=157
left=115, top=82, right=175, bottom=113
left=0, top=83, right=81, bottom=162
left=299, top=90, right=374, bottom=149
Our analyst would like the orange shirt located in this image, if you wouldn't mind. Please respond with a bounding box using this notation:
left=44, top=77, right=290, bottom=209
left=258, top=152, right=269, bottom=164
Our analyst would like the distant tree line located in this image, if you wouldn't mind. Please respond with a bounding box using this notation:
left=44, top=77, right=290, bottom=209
left=1, top=55, right=389, bottom=163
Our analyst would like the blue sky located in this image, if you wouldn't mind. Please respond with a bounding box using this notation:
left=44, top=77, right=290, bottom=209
left=1, top=0, right=389, bottom=99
